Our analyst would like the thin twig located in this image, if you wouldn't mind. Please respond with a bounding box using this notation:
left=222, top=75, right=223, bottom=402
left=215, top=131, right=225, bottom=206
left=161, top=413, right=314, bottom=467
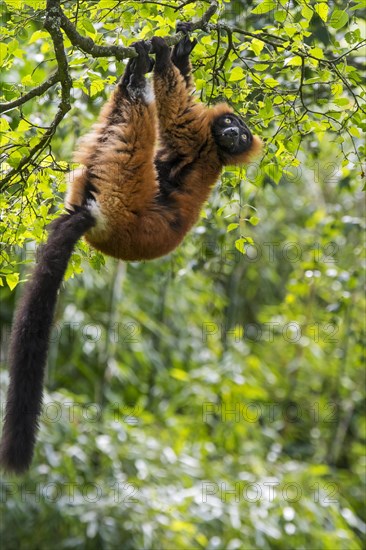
left=0, top=72, right=60, bottom=114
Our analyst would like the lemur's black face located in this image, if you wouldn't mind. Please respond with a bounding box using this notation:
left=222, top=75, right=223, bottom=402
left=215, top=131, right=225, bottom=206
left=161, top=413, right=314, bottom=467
left=212, top=114, right=253, bottom=154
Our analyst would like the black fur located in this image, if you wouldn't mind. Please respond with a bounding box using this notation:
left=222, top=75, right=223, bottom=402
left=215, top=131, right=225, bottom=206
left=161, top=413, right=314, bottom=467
left=212, top=114, right=253, bottom=155
left=119, top=41, right=154, bottom=99
left=0, top=207, right=95, bottom=474
left=151, top=36, right=171, bottom=73
left=172, top=22, right=197, bottom=85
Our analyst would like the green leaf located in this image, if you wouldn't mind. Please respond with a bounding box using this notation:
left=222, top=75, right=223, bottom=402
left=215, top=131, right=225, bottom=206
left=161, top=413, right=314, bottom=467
left=309, top=47, right=324, bottom=60
left=345, top=29, right=361, bottom=44
left=21, top=74, right=34, bottom=86
left=305, top=76, right=321, bottom=84
left=286, top=56, right=302, bottom=66
left=0, top=118, right=10, bottom=132
left=170, top=368, right=189, bottom=381
left=28, top=30, right=49, bottom=44
left=274, top=10, right=287, bottom=23
left=235, top=238, right=247, bottom=254
left=264, top=162, right=282, bottom=184
left=7, top=39, right=19, bottom=55
left=248, top=216, right=260, bottom=226
left=283, top=25, right=298, bottom=38
left=17, top=120, right=31, bottom=132
left=6, top=272, right=19, bottom=291
left=333, top=98, right=350, bottom=106
left=314, top=2, right=329, bottom=22
left=329, top=10, right=349, bottom=29
left=227, top=223, right=239, bottom=232
left=349, top=126, right=361, bottom=138
left=0, top=43, right=8, bottom=64
left=331, top=83, right=343, bottom=96
left=252, top=1, right=276, bottom=15
left=250, top=38, right=265, bottom=56
left=253, top=63, right=269, bottom=71
left=229, top=67, right=245, bottom=82
left=98, top=0, right=122, bottom=7
left=90, top=78, right=105, bottom=97
left=264, top=77, right=279, bottom=88
left=349, top=0, right=366, bottom=10
left=301, top=5, right=313, bottom=20
left=82, top=18, right=95, bottom=35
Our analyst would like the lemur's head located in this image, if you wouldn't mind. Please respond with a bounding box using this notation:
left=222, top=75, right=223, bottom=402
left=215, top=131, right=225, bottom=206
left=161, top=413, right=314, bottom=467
left=211, top=105, right=262, bottom=165
left=213, top=113, right=252, bottom=153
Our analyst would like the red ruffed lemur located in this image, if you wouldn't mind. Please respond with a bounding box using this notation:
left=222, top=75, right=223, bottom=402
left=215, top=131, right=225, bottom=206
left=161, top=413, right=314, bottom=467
left=0, top=24, right=262, bottom=473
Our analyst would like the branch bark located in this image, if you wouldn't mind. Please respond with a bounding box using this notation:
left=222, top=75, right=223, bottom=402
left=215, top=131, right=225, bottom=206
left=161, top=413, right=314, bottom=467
left=58, top=0, right=219, bottom=58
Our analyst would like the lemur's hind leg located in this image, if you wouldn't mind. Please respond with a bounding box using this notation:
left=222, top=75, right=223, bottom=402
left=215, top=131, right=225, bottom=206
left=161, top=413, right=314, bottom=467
left=151, top=33, right=206, bottom=176
left=67, top=41, right=157, bottom=218
left=171, top=22, right=197, bottom=87
left=151, top=34, right=203, bottom=153
left=70, top=41, right=165, bottom=260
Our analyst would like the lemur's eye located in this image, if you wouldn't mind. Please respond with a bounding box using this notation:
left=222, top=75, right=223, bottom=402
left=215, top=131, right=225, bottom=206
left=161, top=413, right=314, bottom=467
left=224, top=117, right=231, bottom=124
left=241, top=134, right=247, bottom=141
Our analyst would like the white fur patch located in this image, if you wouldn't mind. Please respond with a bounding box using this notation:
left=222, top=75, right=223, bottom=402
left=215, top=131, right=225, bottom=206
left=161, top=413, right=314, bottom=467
left=86, top=199, right=108, bottom=234
left=143, top=82, right=155, bottom=104
left=127, top=80, right=155, bottom=104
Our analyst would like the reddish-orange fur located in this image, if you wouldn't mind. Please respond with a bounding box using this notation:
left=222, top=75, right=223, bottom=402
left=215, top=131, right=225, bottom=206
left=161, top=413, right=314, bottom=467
left=67, top=48, right=262, bottom=261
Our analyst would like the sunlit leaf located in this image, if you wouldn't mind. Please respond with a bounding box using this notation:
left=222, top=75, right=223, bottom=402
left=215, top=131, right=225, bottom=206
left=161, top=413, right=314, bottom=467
left=251, top=1, right=276, bottom=15
left=229, top=67, right=245, bottom=81
left=329, top=9, right=349, bottom=29
left=314, top=2, right=329, bottom=22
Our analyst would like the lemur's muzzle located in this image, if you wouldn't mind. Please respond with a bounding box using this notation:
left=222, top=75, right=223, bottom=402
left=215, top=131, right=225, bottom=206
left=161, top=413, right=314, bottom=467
left=221, top=126, right=240, bottom=146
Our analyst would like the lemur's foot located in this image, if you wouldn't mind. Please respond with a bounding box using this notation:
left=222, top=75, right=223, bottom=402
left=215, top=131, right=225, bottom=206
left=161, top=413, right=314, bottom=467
left=150, top=36, right=170, bottom=55
left=120, top=40, right=154, bottom=95
left=151, top=36, right=171, bottom=71
left=173, top=22, right=197, bottom=60
left=132, top=41, right=155, bottom=74
left=131, top=40, right=155, bottom=76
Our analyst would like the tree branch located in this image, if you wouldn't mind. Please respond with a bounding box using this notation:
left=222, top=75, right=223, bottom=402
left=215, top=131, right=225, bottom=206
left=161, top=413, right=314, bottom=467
left=58, top=9, right=134, bottom=60
left=58, top=0, right=219, bottom=58
left=0, top=71, right=60, bottom=114
left=44, top=0, right=72, bottom=110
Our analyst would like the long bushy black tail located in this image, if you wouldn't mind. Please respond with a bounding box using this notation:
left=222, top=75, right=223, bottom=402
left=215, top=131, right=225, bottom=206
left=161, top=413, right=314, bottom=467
left=0, top=207, right=95, bottom=474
